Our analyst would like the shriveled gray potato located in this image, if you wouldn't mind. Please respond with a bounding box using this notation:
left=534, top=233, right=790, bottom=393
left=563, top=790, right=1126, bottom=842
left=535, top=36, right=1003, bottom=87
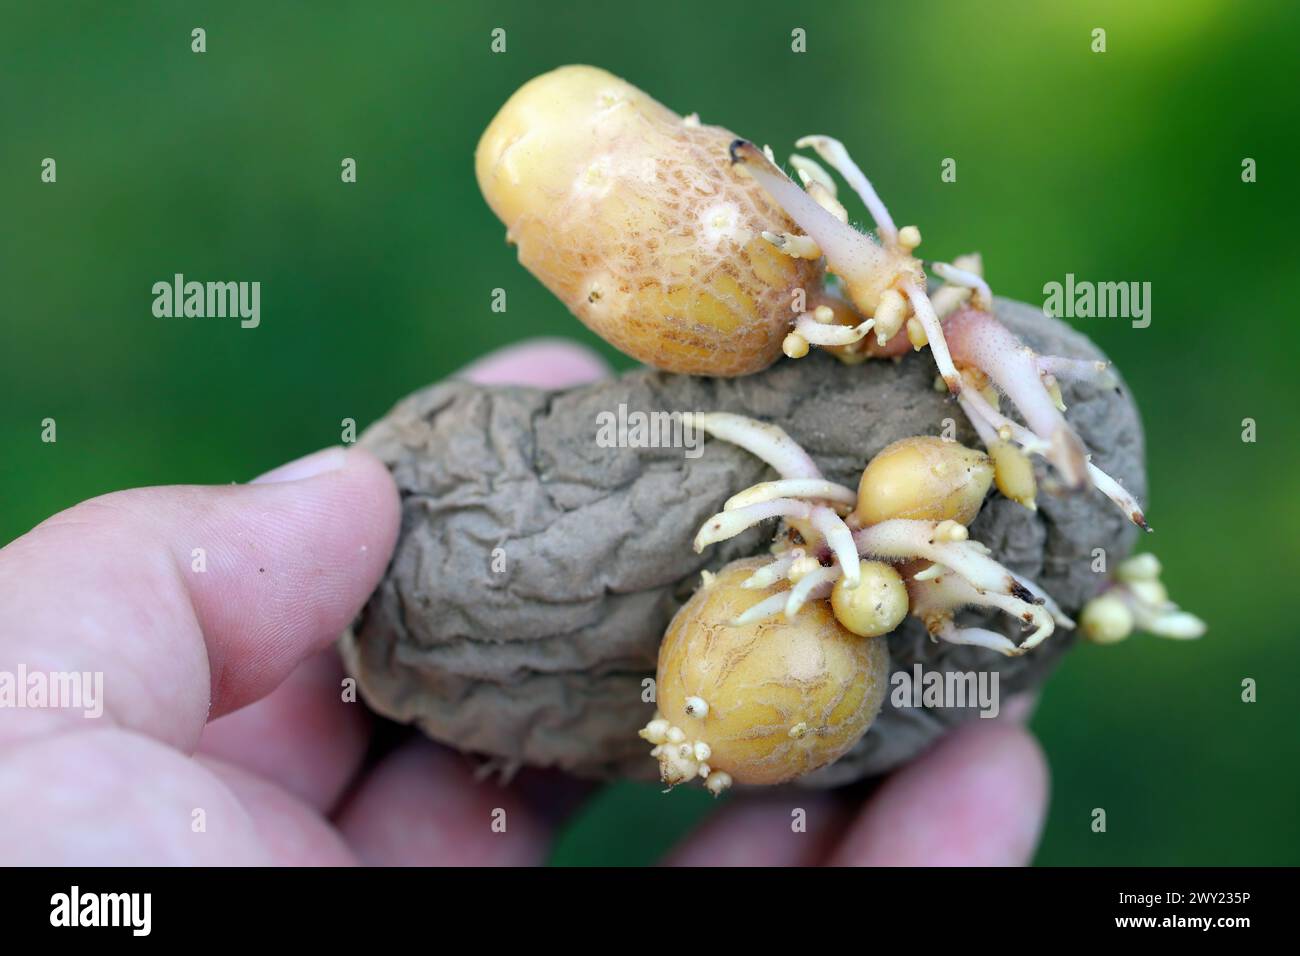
left=340, top=298, right=1144, bottom=786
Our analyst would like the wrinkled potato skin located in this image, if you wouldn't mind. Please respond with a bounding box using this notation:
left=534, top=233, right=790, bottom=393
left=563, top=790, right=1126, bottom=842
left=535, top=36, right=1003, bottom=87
left=476, top=65, right=822, bottom=377
left=656, top=558, right=890, bottom=785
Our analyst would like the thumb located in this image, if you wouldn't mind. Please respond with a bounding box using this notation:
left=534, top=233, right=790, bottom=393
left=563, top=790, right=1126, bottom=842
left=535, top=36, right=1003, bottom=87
left=0, top=447, right=399, bottom=752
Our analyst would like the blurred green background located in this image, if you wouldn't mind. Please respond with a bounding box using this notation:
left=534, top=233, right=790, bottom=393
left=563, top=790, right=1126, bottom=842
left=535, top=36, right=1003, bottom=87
left=3, top=0, right=1297, bottom=865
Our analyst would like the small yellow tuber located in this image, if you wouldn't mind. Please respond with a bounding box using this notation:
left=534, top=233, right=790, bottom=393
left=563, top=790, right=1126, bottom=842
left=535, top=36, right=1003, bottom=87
left=854, top=436, right=993, bottom=527
left=476, top=65, right=821, bottom=376
left=830, top=559, right=909, bottom=638
left=642, top=558, right=889, bottom=791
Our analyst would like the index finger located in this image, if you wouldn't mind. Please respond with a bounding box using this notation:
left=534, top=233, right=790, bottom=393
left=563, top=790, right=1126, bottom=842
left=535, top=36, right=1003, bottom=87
left=0, top=447, right=399, bottom=753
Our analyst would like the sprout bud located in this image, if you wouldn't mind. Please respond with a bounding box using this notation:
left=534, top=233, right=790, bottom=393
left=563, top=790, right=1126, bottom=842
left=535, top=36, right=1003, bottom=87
left=897, top=225, right=922, bottom=252
left=1118, top=553, right=1162, bottom=583
left=684, top=696, right=710, bottom=719
left=1084, top=554, right=1206, bottom=645
left=1080, top=592, right=1135, bottom=644
left=988, top=438, right=1038, bottom=510
left=788, top=554, right=821, bottom=582
left=705, top=772, right=733, bottom=796
left=639, top=718, right=671, bottom=745
left=783, top=332, right=810, bottom=359
left=872, top=289, right=908, bottom=345
left=906, top=317, right=928, bottom=349
left=933, top=519, right=968, bottom=543
left=1128, top=579, right=1170, bottom=607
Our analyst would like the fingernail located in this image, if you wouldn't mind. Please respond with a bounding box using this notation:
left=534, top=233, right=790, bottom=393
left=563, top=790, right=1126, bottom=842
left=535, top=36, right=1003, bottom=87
left=457, top=339, right=610, bottom=388
left=251, top=447, right=348, bottom=484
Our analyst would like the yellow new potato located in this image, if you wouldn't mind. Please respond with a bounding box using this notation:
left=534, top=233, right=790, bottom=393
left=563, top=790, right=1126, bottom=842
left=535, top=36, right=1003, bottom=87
left=476, top=65, right=821, bottom=376
left=644, top=558, right=889, bottom=789
left=831, top=559, right=909, bottom=638
left=855, top=436, right=993, bottom=527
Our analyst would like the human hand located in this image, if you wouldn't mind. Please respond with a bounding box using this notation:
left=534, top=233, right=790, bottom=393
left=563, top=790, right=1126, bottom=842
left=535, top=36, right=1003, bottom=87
left=0, top=340, right=1046, bottom=865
